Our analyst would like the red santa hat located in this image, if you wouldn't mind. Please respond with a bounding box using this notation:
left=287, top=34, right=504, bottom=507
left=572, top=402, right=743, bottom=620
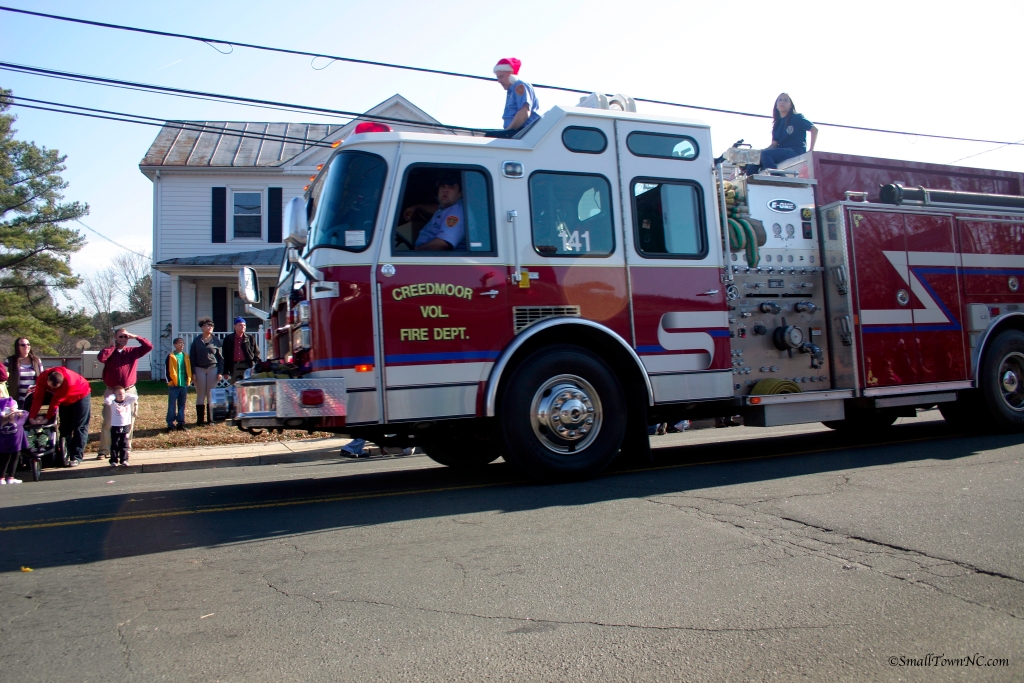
left=493, top=57, right=522, bottom=75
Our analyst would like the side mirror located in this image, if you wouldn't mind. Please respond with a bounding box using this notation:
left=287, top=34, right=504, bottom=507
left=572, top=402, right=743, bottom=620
left=284, top=196, right=308, bottom=246
left=238, top=267, right=261, bottom=304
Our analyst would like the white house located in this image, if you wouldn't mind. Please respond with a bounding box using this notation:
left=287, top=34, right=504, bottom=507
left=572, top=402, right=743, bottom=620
left=141, top=95, right=448, bottom=378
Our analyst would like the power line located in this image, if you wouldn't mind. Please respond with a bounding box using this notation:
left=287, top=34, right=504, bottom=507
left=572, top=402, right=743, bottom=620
left=948, top=137, right=1024, bottom=165
left=74, top=219, right=151, bottom=259
left=2, top=5, right=1022, bottom=148
left=0, top=62, right=486, bottom=135
left=7, top=95, right=341, bottom=147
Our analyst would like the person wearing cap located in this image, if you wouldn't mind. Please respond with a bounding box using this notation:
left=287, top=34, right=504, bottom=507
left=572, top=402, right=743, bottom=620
left=28, top=366, right=92, bottom=467
left=406, top=173, right=466, bottom=251
left=223, top=317, right=261, bottom=384
left=494, top=57, right=540, bottom=133
left=96, top=327, right=152, bottom=460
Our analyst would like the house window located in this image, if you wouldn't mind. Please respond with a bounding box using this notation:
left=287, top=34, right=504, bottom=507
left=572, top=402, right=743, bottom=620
left=233, top=191, right=263, bottom=239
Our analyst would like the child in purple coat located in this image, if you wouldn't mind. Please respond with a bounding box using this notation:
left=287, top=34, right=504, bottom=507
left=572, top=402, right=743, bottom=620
left=0, top=396, right=28, bottom=485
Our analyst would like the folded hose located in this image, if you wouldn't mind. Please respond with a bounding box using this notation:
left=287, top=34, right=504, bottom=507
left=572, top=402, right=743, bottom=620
left=750, top=378, right=801, bottom=395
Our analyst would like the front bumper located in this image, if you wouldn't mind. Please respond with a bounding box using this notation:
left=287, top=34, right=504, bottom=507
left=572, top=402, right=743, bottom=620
left=233, top=377, right=347, bottom=429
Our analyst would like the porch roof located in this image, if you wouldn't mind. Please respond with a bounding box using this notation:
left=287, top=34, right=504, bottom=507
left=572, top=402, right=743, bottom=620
left=155, top=247, right=285, bottom=272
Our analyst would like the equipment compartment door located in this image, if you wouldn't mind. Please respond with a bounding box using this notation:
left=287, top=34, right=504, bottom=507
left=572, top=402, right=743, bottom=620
left=905, top=214, right=966, bottom=383
left=377, top=157, right=511, bottom=422
left=613, top=119, right=731, bottom=403
left=848, top=209, right=918, bottom=387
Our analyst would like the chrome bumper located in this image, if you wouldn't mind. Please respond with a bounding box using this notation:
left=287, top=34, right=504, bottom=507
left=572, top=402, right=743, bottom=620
left=234, top=377, right=347, bottom=428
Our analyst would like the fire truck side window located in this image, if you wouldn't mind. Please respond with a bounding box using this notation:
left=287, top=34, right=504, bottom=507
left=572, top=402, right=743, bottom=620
left=626, top=132, right=699, bottom=160
left=632, top=180, right=706, bottom=258
left=308, top=151, right=387, bottom=253
left=529, top=172, right=614, bottom=257
left=392, top=166, right=494, bottom=254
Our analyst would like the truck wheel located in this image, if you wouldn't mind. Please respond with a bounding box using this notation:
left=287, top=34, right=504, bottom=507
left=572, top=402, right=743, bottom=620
left=978, top=329, right=1024, bottom=430
left=420, top=433, right=501, bottom=469
left=938, top=390, right=990, bottom=431
left=499, top=345, right=626, bottom=481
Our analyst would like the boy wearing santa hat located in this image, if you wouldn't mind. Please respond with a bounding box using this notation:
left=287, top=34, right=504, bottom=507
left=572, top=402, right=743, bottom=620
left=494, top=57, right=540, bottom=132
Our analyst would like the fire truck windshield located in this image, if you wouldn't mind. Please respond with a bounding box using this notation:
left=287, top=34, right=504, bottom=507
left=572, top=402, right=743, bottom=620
left=308, top=150, right=388, bottom=253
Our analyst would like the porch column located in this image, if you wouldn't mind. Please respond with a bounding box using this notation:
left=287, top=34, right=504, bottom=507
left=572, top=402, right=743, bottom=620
left=170, top=273, right=180, bottom=337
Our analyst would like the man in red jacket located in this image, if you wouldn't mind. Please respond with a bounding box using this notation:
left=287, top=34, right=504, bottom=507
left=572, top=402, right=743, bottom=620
left=29, top=367, right=93, bottom=467
left=96, top=328, right=152, bottom=460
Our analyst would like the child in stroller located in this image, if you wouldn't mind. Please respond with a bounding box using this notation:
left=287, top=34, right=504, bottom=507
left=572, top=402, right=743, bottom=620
left=24, top=418, right=62, bottom=480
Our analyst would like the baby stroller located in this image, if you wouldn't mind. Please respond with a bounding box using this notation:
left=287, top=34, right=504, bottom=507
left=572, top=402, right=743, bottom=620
left=23, top=419, right=67, bottom=481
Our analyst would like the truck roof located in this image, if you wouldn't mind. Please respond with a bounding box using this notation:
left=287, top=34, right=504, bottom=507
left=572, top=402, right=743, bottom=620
left=340, top=105, right=711, bottom=151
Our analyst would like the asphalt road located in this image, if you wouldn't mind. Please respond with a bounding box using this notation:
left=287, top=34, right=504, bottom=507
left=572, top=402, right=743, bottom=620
left=1, top=414, right=1022, bottom=682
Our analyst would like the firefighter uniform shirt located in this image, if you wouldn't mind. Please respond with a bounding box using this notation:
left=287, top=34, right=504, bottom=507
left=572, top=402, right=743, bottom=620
left=416, top=200, right=466, bottom=250
left=772, top=113, right=814, bottom=153
left=503, top=79, right=541, bottom=130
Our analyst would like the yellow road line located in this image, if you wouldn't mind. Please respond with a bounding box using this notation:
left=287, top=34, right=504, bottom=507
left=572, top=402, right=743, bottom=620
left=0, top=432, right=957, bottom=532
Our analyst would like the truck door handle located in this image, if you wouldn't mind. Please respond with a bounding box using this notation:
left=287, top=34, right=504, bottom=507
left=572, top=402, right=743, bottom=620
left=698, top=289, right=720, bottom=296
left=481, top=290, right=500, bottom=298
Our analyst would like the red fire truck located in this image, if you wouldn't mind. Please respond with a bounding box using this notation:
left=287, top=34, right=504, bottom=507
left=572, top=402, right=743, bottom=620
left=232, top=102, right=1024, bottom=481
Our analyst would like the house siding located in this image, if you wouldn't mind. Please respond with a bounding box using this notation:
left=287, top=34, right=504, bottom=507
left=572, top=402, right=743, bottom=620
left=157, top=173, right=309, bottom=260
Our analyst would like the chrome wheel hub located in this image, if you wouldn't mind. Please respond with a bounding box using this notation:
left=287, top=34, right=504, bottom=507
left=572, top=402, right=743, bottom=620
left=998, top=352, right=1024, bottom=412
left=531, top=375, right=602, bottom=454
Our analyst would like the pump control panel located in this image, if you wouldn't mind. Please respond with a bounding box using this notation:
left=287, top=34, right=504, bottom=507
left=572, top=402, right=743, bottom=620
left=726, top=176, right=831, bottom=395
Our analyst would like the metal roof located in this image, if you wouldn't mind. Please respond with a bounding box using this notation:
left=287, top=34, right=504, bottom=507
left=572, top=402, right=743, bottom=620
left=141, top=123, right=344, bottom=167
left=155, top=247, right=285, bottom=268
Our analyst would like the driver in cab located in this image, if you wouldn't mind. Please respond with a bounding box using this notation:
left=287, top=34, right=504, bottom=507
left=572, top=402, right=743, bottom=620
left=405, top=173, right=466, bottom=251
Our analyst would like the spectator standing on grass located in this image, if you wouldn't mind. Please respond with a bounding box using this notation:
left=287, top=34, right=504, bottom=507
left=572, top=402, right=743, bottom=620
left=104, top=386, right=137, bottom=467
left=28, top=367, right=92, bottom=467
left=223, top=317, right=261, bottom=384
left=96, top=328, right=153, bottom=461
left=6, top=338, right=43, bottom=409
left=165, top=337, right=192, bottom=431
left=189, top=317, right=224, bottom=426
left=0, top=395, right=28, bottom=484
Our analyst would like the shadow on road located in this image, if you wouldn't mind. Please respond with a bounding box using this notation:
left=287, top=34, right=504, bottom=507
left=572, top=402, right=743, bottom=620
left=1, top=421, right=1020, bottom=572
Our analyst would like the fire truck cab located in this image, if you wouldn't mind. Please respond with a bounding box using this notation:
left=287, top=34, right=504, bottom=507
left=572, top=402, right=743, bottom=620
left=234, top=102, right=1024, bottom=481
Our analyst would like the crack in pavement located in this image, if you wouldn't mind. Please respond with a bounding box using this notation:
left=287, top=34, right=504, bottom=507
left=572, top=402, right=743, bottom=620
left=321, top=596, right=847, bottom=634
left=642, top=495, right=1024, bottom=620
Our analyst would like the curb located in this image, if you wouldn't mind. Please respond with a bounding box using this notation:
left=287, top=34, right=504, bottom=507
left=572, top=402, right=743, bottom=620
left=32, top=446, right=388, bottom=481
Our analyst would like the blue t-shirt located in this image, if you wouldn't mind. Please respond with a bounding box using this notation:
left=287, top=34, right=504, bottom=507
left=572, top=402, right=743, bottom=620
left=772, top=113, right=814, bottom=152
left=416, top=200, right=466, bottom=250
left=502, top=79, right=541, bottom=130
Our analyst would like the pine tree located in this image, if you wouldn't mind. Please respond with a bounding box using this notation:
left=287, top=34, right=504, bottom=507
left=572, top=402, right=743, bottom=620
left=0, top=88, right=94, bottom=353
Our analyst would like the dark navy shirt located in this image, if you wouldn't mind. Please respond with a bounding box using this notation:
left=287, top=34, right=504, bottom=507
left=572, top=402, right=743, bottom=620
left=772, top=113, right=814, bottom=152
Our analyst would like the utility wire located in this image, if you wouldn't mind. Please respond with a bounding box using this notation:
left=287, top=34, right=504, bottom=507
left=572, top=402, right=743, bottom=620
left=2, top=5, right=1022, bottom=148
left=0, top=62, right=487, bottom=135
left=8, top=95, right=342, bottom=147
left=74, top=219, right=151, bottom=259
left=948, top=137, right=1024, bottom=165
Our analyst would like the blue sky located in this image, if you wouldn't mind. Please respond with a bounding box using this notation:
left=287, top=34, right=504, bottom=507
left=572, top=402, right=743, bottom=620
left=2, top=0, right=1022, bottom=289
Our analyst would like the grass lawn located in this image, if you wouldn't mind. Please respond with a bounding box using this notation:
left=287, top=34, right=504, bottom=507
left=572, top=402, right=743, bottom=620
left=76, top=380, right=332, bottom=453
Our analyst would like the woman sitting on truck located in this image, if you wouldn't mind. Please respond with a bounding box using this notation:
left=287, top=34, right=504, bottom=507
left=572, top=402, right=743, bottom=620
left=746, top=93, right=818, bottom=175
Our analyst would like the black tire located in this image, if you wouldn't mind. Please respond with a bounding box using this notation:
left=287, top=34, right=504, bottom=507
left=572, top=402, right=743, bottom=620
left=420, top=432, right=501, bottom=469
left=938, top=390, right=990, bottom=431
left=31, top=457, right=41, bottom=482
left=978, top=329, right=1024, bottom=430
left=498, top=345, right=626, bottom=481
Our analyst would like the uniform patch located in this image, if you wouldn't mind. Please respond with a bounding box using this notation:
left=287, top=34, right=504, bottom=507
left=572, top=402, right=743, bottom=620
left=786, top=125, right=794, bottom=134
left=446, top=215, right=459, bottom=227
left=515, top=84, right=525, bottom=96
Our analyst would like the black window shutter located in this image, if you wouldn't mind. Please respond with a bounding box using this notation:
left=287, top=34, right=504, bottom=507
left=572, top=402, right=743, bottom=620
left=212, top=287, right=228, bottom=333
left=212, top=187, right=227, bottom=243
left=268, top=187, right=283, bottom=243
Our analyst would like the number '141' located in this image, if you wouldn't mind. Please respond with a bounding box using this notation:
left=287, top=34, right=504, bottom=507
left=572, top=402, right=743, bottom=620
left=561, top=230, right=591, bottom=252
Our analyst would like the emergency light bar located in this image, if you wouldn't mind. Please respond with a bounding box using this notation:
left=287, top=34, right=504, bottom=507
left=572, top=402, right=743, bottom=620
left=354, top=122, right=392, bottom=134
